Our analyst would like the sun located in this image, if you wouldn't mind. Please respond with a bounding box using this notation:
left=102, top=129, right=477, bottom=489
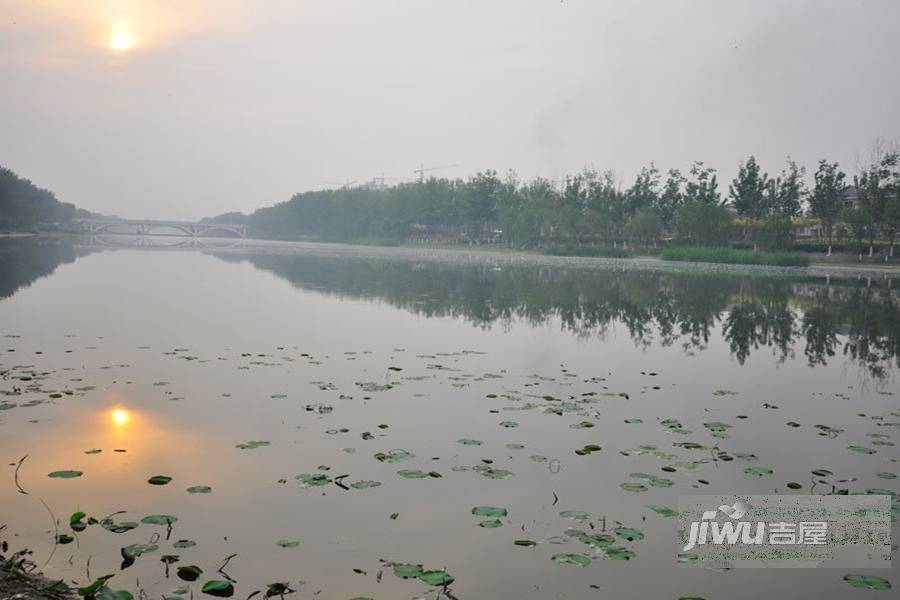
left=110, top=408, right=131, bottom=427
left=109, top=24, right=137, bottom=52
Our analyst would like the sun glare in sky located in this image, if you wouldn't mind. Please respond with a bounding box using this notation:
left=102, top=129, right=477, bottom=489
left=108, top=22, right=137, bottom=52
left=110, top=407, right=131, bottom=427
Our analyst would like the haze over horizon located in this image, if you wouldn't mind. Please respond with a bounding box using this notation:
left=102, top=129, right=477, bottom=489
left=2, top=0, right=899, bottom=221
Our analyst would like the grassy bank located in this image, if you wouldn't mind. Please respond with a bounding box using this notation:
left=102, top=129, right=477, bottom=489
left=661, top=247, right=810, bottom=267
left=541, top=244, right=631, bottom=258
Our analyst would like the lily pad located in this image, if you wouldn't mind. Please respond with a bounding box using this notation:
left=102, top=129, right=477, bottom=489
left=276, top=540, right=300, bottom=548
left=614, top=527, right=644, bottom=541
left=478, top=519, right=503, bottom=528
left=743, top=467, right=773, bottom=477
left=148, top=475, right=172, bottom=485
left=374, top=449, right=415, bottom=463
left=201, top=580, right=234, bottom=597
left=187, top=486, right=212, bottom=494
left=418, top=570, right=455, bottom=586
left=843, top=574, right=891, bottom=590
left=350, top=480, right=382, bottom=489
left=559, top=510, right=590, bottom=522
left=551, top=553, right=591, bottom=567
left=392, top=563, right=424, bottom=579
left=176, top=565, right=203, bottom=582
left=141, top=515, right=177, bottom=526
left=235, top=440, right=270, bottom=450
left=397, top=469, right=428, bottom=479
left=48, top=470, right=83, bottom=479
left=472, top=506, right=508, bottom=517
left=295, top=473, right=332, bottom=486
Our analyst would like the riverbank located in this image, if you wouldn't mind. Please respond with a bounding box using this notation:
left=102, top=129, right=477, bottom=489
left=0, top=549, right=74, bottom=600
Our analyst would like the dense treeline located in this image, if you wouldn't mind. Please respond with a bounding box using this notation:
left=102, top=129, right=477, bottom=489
left=242, top=151, right=900, bottom=255
left=0, top=166, right=87, bottom=231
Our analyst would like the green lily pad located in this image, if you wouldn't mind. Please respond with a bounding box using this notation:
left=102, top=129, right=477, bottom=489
left=499, top=421, right=518, bottom=428
left=48, top=470, right=83, bottom=479
left=235, top=440, right=270, bottom=450
left=418, top=570, right=455, bottom=586
left=98, top=587, right=133, bottom=600
left=848, top=445, right=876, bottom=455
left=743, top=467, right=773, bottom=477
left=374, top=449, right=415, bottom=463
left=843, top=574, right=891, bottom=590
left=392, top=563, right=424, bottom=579
left=350, top=480, right=382, bottom=489
left=176, top=565, right=203, bottom=582
left=122, top=543, right=159, bottom=560
left=559, top=510, right=590, bottom=522
left=478, top=519, right=503, bottom=528
left=514, top=540, right=537, bottom=547
left=620, top=482, right=648, bottom=492
left=187, top=486, right=212, bottom=494
left=605, top=546, right=636, bottom=560
left=647, top=505, right=678, bottom=517
left=551, top=554, right=591, bottom=567
left=472, top=506, right=508, bottom=517
left=458, top=439, right=483, bottom=446
left=614, top=527, right=644, bottom=541
left=276, top=540, right=300, bottom=548
left=141, top=515, right=177, bottom=526
left=77, top=575, right=114, bottom=597
left=473, top=465, right=514, bottom=479
left=148, top=475, right=172, bottom=485
left=201, top=580, right=234, bottom=597
left=295, top=473, right=332, bottom=486
left=397, top=469, right=428, bottom=479
left=173, top=539, right=196, bottom=549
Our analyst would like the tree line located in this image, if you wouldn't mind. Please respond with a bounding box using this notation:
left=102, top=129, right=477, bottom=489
left=0, top=166, right=83, bottom=231
left=235, top=150, right=900, bottom=255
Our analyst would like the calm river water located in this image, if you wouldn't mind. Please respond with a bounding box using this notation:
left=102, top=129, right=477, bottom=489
left=1, top=236, right=898, bottom=599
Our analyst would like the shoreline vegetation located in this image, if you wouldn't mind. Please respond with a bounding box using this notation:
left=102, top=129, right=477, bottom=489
left=3, top=148, right=900, bottom=270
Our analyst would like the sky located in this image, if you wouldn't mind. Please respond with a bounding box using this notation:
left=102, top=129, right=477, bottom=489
left=1, top=0, right=899, bottom=221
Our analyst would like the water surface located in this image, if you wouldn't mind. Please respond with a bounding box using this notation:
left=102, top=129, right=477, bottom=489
left=1, top=236, right=898, bottom=599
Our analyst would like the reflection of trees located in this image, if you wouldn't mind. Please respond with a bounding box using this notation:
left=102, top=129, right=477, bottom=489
left=222, top=253, right=900, bottom=379
left=0, top=237, right=95, bottom=299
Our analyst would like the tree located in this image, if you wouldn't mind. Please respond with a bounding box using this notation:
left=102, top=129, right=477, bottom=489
left=684, top=161, right=721, bottom=206
left=624, top=207, right=662, bottom=247
left=841, top=206, right=871, bottom=255
left=674, top=202, right=733, bottom=246
left=626, top=164, right=660, bottom=218
left=655, top=169, right=684, bottom=232
left=770, top=159, right=805, bottom=218
left=884, top=196, right=900, bottom=259
left=808, top=160, right=847, bottom=253
left=729, top=156, right=768, bottom=221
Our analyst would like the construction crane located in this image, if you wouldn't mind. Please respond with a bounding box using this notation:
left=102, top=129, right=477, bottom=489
left=414, top=164, right=458, bottom=182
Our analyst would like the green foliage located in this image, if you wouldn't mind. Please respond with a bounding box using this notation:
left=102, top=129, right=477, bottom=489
left=674, top=202, right=733, bottom=246
left=0, top=166, right=78, bottom=230
left=757, top=215, right=795, bottom=250
left=541, top=244, right=630, bottom=258
left=660, top=247, right=810, bottom=267
left=809, top=160, right=847, bottom=243
left=729, top=156, right=768, bottom=220
left=624, top=208, right=662, bottom=247
left=840, top=206, right=872, bottom=252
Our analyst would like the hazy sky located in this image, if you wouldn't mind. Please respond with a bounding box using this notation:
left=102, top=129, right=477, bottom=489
left=2, top=0, right=899, bottom=220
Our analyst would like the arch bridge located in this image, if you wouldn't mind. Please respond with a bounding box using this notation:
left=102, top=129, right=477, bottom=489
left=77, top=219, right=247, bottom=238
